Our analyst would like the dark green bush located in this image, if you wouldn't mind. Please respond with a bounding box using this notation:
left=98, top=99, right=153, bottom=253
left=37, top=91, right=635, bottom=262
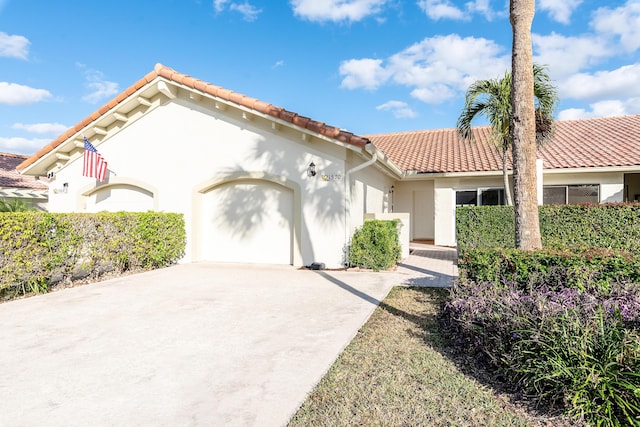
left=457, top=203, right=640, bottom=253
left=0, top=212, right=185, bottom=300
left=459, top=247, right=640, bottom=292
left=349, top=220, right=401, bottom=271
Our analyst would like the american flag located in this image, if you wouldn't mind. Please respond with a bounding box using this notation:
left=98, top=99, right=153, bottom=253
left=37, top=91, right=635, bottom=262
left=83, top=137, right=108, bottom=182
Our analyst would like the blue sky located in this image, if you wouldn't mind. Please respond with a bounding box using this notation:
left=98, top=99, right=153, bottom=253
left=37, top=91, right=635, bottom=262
left=0, top=0, right=639, bottom=155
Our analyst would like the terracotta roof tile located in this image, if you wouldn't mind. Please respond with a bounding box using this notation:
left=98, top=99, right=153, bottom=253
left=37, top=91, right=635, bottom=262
left=367, top=115, right=640, bottom=174
left=0, top=152, right=48, bottom=190
left=18, top=64, right=370, bottom=172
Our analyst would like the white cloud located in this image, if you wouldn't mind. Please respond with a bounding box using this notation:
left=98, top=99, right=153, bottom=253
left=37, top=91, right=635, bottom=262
left=11, top=122, right=68, bottom=135
left=291, top=0, right=387, bottom=23
left=80, top=69, right=119, bottom=104
left=0, top=32, right=30, bottom=60
left=0, top=82, right=52, bottom=105
left=229, top=2, right=262, bottom=21
left=466, top=0, right=501, bottom=20
left=339, top=58, right=389, bottom=90
left=559, top=64, right=640, bottom=101
left=0, top=137, right=50, bottom=155
left=532, top=32, right=610, bottom=78
left=376, top=100, right=417, bottom=118
left=557, top=63, right=640, bottom=120
left=271, top=60, right=285, bottom=69
left=592, top=0, right=640, bottom=52
left=417, top=0, right=465, bottom=20
left=538, top=0, right=583, bottom=24
left=558, top=98, right=640, bottom=120
left=417, top=0, right=502, bottom=21
left=213, top=0, right=229, bottom=12
left=339, top=35, right=509, bottom=104
left=410, top=85, right=455, bottom=103
left=214, top=0, right=262, bottom=21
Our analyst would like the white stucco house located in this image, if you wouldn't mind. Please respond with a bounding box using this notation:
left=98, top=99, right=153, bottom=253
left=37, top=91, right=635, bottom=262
left=17, top=64, right=640, bottom=268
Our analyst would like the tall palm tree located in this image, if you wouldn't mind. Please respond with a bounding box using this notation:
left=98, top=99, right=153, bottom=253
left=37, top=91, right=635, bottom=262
left=456, top=64, right=557, bottom=206
left=511, top=0, right=540, bottom=250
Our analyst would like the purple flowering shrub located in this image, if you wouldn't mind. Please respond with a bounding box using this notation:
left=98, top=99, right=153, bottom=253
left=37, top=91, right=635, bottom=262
left=443, top=254, right=640, bottom=426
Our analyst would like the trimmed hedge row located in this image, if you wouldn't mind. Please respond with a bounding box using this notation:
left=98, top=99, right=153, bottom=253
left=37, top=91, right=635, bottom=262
left=0, top=212, right=185, bottom=299
left=457, top=203, right=640, bottom=252
left=349, top=220, right=401, bottom=271
left=459, top=246, right=640, bottom=292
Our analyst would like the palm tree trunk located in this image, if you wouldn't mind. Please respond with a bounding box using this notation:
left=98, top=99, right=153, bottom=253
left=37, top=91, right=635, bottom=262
left=502, top=148, right=513, bottom=205
left=510, top=0, right=541, bottom=249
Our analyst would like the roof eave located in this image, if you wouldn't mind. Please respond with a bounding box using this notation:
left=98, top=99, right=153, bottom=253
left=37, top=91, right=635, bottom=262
left=542, top=165, right=640, bottom=174
left=19, top=64, right=373, bottom=176
left=402, top=169, right=504, bottom=180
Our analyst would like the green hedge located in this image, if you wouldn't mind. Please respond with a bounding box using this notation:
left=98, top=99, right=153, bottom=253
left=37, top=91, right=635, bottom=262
left=457, top=203, right=640, bottom=252
left=0, top=212, right=185, bottom=299
left=349, top=220, right=401, bottom=271
left=453, top=204, right=640, bottom=425
left=459, top=247, right=640, bottom=292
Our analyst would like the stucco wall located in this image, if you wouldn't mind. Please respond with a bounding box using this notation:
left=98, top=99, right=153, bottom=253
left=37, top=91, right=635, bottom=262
left=543, top=171, right=624, bottom=203
left=46, top=95, right=359, bottom=268
left=393, top=180, right=435, bottom=241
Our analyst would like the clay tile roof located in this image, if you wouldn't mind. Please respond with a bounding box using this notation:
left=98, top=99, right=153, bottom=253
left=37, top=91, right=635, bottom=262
left=366, top=126, right=502, bottom=173
left=0, top=152, right=48, bottom=189
left=367, top=114, right=640, bottom=174
left=18, top=63, right=370, bottom=173
left=538, top=115, right=640, bottom=169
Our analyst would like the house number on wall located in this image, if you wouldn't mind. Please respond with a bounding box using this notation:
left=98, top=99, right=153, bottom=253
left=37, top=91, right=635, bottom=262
left=321, top=173, right=342, bottom=182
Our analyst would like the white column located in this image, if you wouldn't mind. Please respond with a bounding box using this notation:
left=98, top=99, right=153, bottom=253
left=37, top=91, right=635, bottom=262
left=536, top=158, right=544, bottom=205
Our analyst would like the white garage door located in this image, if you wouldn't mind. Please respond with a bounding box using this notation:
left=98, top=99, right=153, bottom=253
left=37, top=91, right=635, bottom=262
left=200, top=180, right=293, bottom=264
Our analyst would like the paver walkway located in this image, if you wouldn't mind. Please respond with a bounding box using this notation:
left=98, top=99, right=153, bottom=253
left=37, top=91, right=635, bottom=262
left=394, top=242, right=458, bottom=287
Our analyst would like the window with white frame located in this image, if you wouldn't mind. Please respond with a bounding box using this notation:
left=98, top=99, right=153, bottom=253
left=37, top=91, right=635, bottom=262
left=543, top=184, right=600, bottom=205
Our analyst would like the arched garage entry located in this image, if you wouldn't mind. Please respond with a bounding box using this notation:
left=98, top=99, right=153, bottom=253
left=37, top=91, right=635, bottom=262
left=193, top=172, right=302, bottom=265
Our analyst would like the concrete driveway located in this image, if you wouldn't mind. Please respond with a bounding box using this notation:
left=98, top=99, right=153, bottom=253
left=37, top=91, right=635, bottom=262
left=0, top=263, right=401, bottom=427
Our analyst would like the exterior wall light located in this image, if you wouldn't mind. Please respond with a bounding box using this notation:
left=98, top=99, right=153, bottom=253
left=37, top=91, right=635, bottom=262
left=307, top=162, right=317, bottom=177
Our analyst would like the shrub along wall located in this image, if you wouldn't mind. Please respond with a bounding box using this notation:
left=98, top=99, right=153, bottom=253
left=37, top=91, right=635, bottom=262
left=459, top=246, right=640, bottom=292
left=349, top=219, right=401, bottom=271
left=457, top=203, right=640, bottom=253
left=0, top=212, right=185, bottom=299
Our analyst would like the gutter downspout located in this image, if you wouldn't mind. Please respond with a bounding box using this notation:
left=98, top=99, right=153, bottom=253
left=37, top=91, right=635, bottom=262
left=344, top=142, right=378, bottom=266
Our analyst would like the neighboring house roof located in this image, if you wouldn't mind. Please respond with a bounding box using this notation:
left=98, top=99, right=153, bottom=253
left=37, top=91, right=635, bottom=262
left=367, top=114, right=640, bottom=174
left=367, top=127, right=501, bottom=173
left=0, top=152, right=48, bottom=189
left=17, top=64, right=370, bottom=174
left=0, top=152, right=48, bottom=199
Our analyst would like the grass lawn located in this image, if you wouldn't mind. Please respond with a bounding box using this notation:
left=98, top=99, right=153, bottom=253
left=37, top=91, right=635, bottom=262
left=288, top=287, right=578, bottom=427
